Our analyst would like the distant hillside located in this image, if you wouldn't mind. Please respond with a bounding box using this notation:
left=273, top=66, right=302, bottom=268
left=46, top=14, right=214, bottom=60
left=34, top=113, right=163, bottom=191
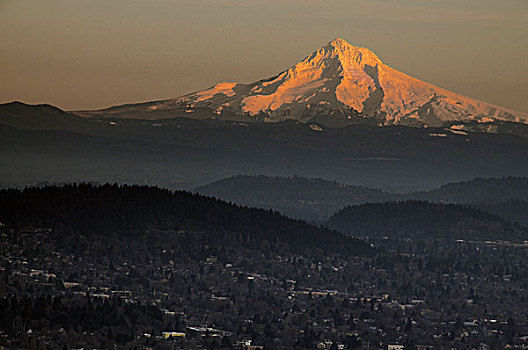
left=0, top=184, right=369, bottom=255
left=195, top=175, right=395, bottom=221
left=408, top=177, right=528, bottom=203
left=325, top=200, right=525, bottom=241
left=196, top=176, right=528, bottom=223
left=0, top=101, right=90, bottom=132
left=408, top=177, right=528, bottom=227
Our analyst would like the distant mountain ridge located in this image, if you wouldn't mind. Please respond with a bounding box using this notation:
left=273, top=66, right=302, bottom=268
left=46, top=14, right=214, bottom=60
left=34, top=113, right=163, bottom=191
left=76, top=38, right=528, bottom=127
left=0, top=101, right=90, bottom=132
left=2, top=102, right=528, bottom=192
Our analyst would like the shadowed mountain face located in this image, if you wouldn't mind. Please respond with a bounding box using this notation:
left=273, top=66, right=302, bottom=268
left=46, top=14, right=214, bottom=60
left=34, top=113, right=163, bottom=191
left=76, top=38, right=528, bottom=127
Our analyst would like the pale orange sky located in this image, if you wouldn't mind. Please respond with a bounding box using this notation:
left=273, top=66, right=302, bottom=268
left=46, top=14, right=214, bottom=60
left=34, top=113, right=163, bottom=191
left=1, top=0, right=527, bottom=112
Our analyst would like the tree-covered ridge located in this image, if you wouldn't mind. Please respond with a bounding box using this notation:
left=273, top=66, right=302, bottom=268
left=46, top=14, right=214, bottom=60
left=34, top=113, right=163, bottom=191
left=195, top=175, right=528, bottom=223
left=325, top=200, right=526, bottom=241
left=475, top=200, right=528, bottom=226
left=196, top=175, right=392, bottom=202
left=195, top=175, right=395, bottom=221
left=0, top=183, right=369, bottom=255
left=408, top=177, right=528, bottom=203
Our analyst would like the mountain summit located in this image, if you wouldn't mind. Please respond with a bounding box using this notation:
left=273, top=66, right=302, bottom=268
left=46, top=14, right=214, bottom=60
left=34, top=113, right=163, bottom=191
left=78, top=38, right=528, bottom=127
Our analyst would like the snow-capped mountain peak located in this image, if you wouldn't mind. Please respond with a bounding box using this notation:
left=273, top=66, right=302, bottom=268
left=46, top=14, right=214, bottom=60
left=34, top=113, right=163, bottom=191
left=80, top=38, right=528, bottom=127
left=317, top=37, right=383, bottom=69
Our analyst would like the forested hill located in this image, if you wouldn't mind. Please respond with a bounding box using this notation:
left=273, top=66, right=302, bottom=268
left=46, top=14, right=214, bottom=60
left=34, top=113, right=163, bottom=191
left=196, top=176, right=528, bottom=224
left=325, top=200, right=526, bottom=241
left=474, top=200, right=528, bottom=227
left=407, top=177, right=528, bottom=203
left=195, top=175, right=395, bottom=221
left=0, top=184, right=369, bottom=255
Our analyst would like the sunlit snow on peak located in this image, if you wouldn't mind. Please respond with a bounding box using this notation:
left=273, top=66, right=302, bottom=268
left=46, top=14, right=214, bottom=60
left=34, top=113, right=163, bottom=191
left=103, top=38, right=528, bottom=126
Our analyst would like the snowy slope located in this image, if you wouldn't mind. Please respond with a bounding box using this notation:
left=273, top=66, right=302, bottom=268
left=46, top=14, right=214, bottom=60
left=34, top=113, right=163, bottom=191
left=78, top=38, right=528, bottom=127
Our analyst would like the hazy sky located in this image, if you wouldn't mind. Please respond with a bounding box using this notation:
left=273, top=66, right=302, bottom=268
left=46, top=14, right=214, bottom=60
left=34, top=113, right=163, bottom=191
left=1, top=0, right=527, bottom=112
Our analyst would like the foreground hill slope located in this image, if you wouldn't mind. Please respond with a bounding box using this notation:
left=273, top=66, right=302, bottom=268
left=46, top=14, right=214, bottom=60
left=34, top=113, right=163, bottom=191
left=0, top=184, right=369, bottom=254
left=474, top=200, right=528, bottom=227
left=325, top=200, right=525, bottom=241
left=78, top=38, right=528, bottom=127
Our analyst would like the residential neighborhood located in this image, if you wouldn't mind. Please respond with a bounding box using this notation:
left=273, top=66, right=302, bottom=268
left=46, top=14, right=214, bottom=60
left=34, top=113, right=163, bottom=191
left=1, top=224, right=528, bottom=349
